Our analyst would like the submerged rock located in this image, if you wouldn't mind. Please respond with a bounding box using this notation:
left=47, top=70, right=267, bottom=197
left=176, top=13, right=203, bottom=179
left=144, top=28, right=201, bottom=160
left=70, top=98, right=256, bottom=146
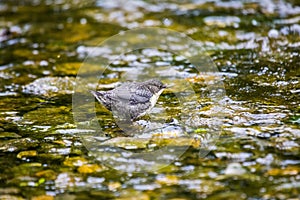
left=224, top=163, right=247, bottom=175
left=22, top=77, right=77, bottom=98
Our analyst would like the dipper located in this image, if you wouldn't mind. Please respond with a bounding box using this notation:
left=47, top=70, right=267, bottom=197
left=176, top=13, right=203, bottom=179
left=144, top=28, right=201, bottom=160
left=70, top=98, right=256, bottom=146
left=91, top=79, right=166, bottom=121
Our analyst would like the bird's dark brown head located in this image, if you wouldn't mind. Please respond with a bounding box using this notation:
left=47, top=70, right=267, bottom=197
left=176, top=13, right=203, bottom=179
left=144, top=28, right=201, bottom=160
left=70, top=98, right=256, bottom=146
left=144, top=79, right=166, bottom=94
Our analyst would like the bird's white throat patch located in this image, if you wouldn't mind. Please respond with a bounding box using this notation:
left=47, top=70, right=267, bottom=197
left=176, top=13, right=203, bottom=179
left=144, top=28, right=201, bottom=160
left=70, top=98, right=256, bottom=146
left=149, top=88, right=165, bottom=108
left=136, top=88, right=165, bottom=119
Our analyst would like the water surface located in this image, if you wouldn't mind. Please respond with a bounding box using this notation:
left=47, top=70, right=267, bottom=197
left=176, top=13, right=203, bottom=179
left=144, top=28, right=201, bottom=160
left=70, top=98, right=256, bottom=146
left=0, top=0, right=299, bottom=199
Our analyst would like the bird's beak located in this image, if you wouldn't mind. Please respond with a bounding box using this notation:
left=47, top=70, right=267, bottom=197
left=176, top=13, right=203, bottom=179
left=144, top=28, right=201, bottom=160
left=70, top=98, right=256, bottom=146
left=163, top=83, right=173, bottom=89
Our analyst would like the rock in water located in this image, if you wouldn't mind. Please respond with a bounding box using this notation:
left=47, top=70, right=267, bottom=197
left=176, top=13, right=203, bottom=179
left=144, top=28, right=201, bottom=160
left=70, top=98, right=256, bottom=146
left=22, top=77, right=77, bottom=98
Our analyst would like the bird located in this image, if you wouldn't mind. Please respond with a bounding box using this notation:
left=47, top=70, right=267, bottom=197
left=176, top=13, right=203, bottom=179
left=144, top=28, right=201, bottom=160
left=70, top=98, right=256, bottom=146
left=91, top=79, right=167, bottom=121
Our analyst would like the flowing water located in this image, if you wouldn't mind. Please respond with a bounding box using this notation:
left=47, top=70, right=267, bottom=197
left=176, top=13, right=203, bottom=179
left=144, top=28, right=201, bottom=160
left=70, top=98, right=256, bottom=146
left=0, top=0, right=299, bottom=199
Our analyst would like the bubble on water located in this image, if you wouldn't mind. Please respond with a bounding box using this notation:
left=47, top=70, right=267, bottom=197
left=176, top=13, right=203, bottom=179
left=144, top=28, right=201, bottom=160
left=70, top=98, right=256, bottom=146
left=224, top=163, right=247, bottom=175
left=268, top=29, right=279, bottom=38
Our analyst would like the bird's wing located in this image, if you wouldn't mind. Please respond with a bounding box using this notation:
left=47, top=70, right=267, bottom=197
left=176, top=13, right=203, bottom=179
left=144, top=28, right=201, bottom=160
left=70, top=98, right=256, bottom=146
left=115, top=89, right=150, bottom=104
left=130, top=94, right=149, bottom=104
left=130, top=85, right=153, bottom=104
left=112, top=84, right=152, bottom=104
left=114, top=88, right=132, bottom=101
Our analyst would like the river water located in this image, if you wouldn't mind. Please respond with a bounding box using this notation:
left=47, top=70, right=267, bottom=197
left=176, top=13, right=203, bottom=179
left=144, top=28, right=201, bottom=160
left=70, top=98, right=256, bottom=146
left=0, top=0, right=299, bottom=199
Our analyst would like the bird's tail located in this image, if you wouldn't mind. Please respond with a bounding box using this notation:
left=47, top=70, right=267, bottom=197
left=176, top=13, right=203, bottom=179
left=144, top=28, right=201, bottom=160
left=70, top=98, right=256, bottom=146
left=90, top=90, right=111, bottom=110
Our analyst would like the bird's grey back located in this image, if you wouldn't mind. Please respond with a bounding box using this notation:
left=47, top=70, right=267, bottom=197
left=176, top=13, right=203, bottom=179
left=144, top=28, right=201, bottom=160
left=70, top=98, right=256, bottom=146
left=92, top=79, right=165, bottom=120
